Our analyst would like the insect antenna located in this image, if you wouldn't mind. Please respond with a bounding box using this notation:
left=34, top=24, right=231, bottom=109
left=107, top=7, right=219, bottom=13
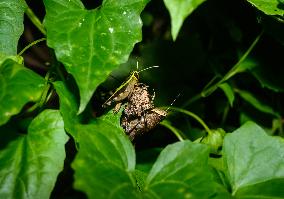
left=166, top=93, right=181, bottom=112
left=138, top=65, right=159, bottom=73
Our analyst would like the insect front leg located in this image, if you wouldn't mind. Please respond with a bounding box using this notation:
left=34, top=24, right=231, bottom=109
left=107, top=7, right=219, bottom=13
left=113, top=102, right=122, bottom=113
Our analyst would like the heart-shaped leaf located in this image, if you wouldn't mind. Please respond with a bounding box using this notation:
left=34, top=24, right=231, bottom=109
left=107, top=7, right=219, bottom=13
left=0, top=110, right=68, bottom=199
left=164, top=0, right=206, bottom=40
left=223, top=121, right=284, bottom=198
left=44, top=0, right=149, bottom=113
left=144, top=141, right=231, bottom=198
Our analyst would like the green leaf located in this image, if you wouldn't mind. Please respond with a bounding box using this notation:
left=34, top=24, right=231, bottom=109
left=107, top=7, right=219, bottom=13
left=53, top=81, right=79, bottom=139
left=144, top=141, right=231, bottom=198
left=245, top=0, right=284, bottom=16
left=236, top=89, right=280, bottom=118
left=0, top=110, right=68, bottom=199
left=0, top=53, right=23, bottom=65
left=219, top=83, right=235, bottom=107
left=223, top=121, right=284, bottom=198
left=200, top=128, right=226, bottom=155
left=44, top=0, right=149, bottom=113
left=164, top=0, right=206, bottom=41
left=251, top=62, right=284, bottom=92
left=234, top=57, right=258, bottom=74
left=135, top=169, right=148, bottom=191
left=0, top=0, right=26, bottom=55
left=0, top=0, right=27, bottom=55
left=55, top=80, right=138, bottom=197
left=0, top=59, right=45, bottom=126
left=72, top=111, right=137, bottom=198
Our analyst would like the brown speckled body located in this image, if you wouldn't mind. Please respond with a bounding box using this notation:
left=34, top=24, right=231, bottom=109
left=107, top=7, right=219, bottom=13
left=121, top=107, right=167, bottom=140
left=124, top=83, right=154, bottom=117
left=103, top=75, right=166, bottom=140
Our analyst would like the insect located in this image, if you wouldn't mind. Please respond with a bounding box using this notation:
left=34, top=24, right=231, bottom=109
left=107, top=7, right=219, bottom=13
left=121, top=107, right=167, bottom=140
left=102, top=62, right=158, bottom=113
left=123, top=83, right=155, bottom=117
left=121, top=93, right=180, bottom=140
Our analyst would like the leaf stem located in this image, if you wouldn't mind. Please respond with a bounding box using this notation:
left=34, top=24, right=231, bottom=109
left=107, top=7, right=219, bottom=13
left=160, top=120, right=184, bottom=141
left=25, top=7, right=46, bottom=35
left=169, top=107, right=213, bottom=136
left=26, top=72, right=51, bottom=113
left=18, top=38, right=46, bottom=56
left=201, top=31, right=263, bottom=97
left=182, top=31, right=264, bottom=108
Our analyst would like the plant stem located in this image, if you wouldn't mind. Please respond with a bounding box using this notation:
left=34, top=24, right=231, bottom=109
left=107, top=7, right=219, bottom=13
left=26, top=72, right=51, bottom=113
left=201, top=31, right=263, bottom=97
left=160, top=120, right=184, bottom=141
left=182, top=31, right=264, bottom=108
left=25, top=7, right=46, bottom=35
left=18, top=38, right=46, bottom=56
left=169, top=107, right=213, bottom=136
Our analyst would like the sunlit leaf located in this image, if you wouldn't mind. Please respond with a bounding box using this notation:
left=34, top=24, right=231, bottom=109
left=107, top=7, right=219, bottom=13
left=144, top=141, right=231, bottom=198
left=72, top=111, right=137, bottom=198
left=44, top=0, right=149, bottom=113
left=245, top=0, right=284, bottom=16
left=0, top=0, right=27, bottom=55
left=0, top=110, right=68, bottom=199
left=53, top=81, right=80, bottom=139
left=164, top=0, right=206, bottom=40
left=0, top=59, right=45, bottom=125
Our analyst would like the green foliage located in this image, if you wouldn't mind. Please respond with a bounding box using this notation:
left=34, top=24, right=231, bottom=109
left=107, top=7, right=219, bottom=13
left=53, top=81, right=80, bottom=138
left=251, top=60, right=284, bottom=92
left=0, top=59, right=45, bottom=125
left=143, top=141, right=230, bottom=199
left=72, top=114, right=137, bottom=198
left=164, top=0, right=206, bottom=40
left=236, top=89, right=280, bottom=118
left=43, top=0, right=149, bottom=113
left=0, top=0, right=284, bottom=198
left=199, top=128, right=226, bottom=155
left=219, top=83, right=235, bottom=107
left=0, top=0, right=26, bottom=55
left=0, top=110, right=68, bottom=199
left=245, top=0, right=284, bottom=16
left=223, top=122, right=284, bottom=198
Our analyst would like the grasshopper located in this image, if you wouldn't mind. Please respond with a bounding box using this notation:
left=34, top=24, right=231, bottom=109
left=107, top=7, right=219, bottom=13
left=102, top=62, right=158, bottom=113
left=121, top=107, right=167, bottom=140
left=121, top=93, right=180, bottom=140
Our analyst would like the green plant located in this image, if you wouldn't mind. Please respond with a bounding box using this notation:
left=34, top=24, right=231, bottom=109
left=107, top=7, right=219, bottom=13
left=0, top=0, right=284, bottom=198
